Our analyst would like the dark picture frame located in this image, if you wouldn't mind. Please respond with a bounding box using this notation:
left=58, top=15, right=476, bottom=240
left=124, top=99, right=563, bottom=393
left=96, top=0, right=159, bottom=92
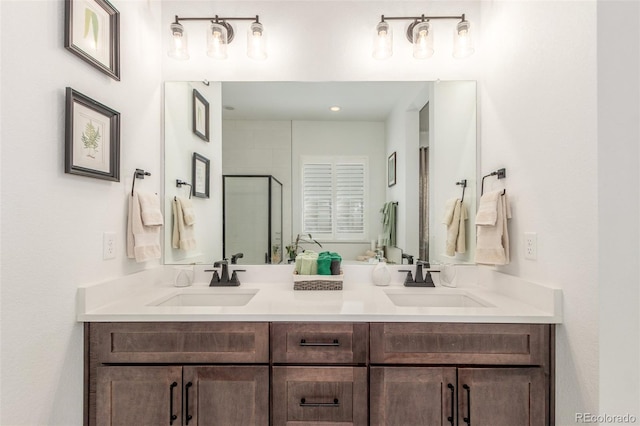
left=64, top=0, right=120, bottom=80
left=192, top=89, right=210, bottom=141
left=65, top=88, right=120, bottom=181
left=388, top=151, right=397, bottom=187
left=192, top=153, right=210, bottom=198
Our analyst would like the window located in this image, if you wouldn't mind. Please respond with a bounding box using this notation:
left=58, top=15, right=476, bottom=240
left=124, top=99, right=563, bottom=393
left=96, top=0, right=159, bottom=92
left=301, top=157, right=368, bottom=241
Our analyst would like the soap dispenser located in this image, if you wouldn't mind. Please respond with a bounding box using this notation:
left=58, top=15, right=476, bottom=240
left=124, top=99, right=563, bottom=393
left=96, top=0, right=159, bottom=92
left=372, top=255, right=391, bottom=286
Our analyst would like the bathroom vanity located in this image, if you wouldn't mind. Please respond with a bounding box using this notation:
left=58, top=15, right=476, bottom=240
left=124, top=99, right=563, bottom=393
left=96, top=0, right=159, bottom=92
left=78, top=265, right=561, bottom=426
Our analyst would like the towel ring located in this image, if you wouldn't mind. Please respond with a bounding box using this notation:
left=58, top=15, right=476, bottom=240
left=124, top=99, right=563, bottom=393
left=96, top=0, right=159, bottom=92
left=131, top=169, right=151, bottom=196
left=481, top=168, right=506, bottom=196
left=176, top=179, right=193, bottom=199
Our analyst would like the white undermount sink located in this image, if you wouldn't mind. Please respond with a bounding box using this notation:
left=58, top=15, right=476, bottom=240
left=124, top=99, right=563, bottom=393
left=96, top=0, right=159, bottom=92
left=149, top=288, right=259, bottom=307
left=383, top=289, right=492, bottom=308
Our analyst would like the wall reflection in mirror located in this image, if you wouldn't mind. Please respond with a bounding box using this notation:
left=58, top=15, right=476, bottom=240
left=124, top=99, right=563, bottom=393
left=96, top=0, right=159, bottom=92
left=164, top=81, right=476, bottom=266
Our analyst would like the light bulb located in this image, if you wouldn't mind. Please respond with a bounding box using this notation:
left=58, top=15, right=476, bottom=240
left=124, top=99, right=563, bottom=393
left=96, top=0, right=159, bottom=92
left=168, top=22, right=189, bottom=60
left=453, top=19, right=475, bottom=58
left=207, top=22, right=228, bottom=59
left=247, top=21, right=267, bottom=60
left=412, top=21, right=433, bottom=59
left=373, top=21, right=393, bottom=60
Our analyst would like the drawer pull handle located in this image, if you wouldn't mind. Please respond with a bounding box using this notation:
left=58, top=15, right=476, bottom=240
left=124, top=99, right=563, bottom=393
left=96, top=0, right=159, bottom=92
left=463, top=384, right=471, bottom=425
left=169, top=381, right=178, bottom=425
left=299, top=338, right=340, bottom=347
left=300, top=397, right=340, bottom=407
left=447, top=383, right=455, bottom=425
left=185, top=382, right=193, bottom=425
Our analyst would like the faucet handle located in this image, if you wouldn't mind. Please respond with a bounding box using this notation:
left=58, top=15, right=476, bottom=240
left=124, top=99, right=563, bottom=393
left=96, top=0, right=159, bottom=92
left=399, top=269, right=415, bottom=286
left=229, top=269, right=245, bottom=286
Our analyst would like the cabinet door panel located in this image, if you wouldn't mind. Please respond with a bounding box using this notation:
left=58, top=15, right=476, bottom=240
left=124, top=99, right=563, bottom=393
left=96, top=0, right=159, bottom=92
left=370, top=367, right=457, bottom=426
left=272, top=366, right=367, bottom=425
left=183, top=366, right=269, bottom=426
left=458, top=368, right=547, bottom=426
left=96, top=366, right=182, bottom=426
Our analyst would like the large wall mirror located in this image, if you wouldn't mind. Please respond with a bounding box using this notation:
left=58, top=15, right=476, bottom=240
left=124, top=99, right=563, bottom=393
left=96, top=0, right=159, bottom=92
left=164, top=81, right=476, bottom=266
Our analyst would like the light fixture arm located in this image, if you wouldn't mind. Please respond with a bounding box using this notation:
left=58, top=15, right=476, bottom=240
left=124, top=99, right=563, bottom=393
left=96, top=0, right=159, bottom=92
left=380, top=13, right=466, bottom=43
left=174, top=14, right=262, bottom=44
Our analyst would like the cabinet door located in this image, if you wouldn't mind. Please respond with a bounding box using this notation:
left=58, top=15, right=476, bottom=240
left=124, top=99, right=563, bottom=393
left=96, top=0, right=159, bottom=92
left=370, top=367, right=457, bottom=426
left=183, top=366, right=269, bottom=426
left=272, top=366, right=368, bottom=425
left=96, top=366, right=182, bottom=426
left=458, top=368, right=547, bottom=426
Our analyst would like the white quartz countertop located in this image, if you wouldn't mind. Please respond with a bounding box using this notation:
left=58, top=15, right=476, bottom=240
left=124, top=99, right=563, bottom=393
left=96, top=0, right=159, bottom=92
left=77, top=265, right=562, bottom=323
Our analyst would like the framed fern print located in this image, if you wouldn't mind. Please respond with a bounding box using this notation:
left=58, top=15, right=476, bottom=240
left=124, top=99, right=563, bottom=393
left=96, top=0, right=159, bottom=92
left=65, top=87, right=120, bottom=181
left=64, top=0, right=120, bottom=80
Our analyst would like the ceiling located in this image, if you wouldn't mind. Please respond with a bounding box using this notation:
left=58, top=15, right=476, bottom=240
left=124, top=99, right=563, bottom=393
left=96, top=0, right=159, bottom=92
left=221, top=81, right=428, bottom=121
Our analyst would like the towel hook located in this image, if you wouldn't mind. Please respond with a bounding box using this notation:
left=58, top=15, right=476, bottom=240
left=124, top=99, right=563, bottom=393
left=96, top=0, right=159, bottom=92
left=131, top=169, right=151, bottom=196
left=456, top=179, right=467, bottom=202
left=176, top=179, right=193, bottom=199
left=481, top=168, right=506, bottom=196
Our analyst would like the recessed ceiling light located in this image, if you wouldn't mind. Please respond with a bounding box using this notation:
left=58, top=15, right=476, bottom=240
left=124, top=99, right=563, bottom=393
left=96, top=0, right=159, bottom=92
left=330, top=106, right=341, bottom=112
left=224, top=105, right=235, bottom=111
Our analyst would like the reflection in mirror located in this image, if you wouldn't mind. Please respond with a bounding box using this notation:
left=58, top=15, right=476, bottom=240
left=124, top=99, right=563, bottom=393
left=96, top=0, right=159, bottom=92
left=164, top=81, right=476, bottom=266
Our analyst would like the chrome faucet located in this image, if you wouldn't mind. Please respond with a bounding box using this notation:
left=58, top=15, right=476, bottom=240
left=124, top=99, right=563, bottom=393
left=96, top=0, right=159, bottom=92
left=205, top=259, right=245, bottom=286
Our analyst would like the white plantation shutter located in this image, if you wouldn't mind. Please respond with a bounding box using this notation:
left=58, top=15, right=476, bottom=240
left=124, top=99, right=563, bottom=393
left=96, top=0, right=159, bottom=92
left=302, top=157, right=367, bottom=240
left=302, top=163, right=333, bottom=234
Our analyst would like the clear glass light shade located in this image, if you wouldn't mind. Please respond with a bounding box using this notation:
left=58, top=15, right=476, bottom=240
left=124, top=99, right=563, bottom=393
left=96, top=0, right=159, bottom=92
left=168, top=22, right=189, bottom=60
left=412, top=21, right=434, bottom=59
left=247, top=22, right=267, bottom=60
left=372, top=21, right=393, bottom=59
left=207, top=22, right=228, bottom=59
left=453, top=20, right=475, bottom=58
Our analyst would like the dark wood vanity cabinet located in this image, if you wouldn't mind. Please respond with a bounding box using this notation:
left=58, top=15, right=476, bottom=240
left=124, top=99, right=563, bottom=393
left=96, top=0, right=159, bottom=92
left=85, top=321, right=554, bottom=426
left=86, top=322, right=270, bottom=426
left=369, top=323, right=554, bottom=426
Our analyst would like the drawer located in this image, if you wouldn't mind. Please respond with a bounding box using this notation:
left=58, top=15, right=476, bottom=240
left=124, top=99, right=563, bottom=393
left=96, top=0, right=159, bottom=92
left=272, top=366, right=368, bottom=425
left=271, top=322, right=368, bottom=364
left=370, top=323, right=550, bottom=367
left=90, top=322, right=269, bottom=363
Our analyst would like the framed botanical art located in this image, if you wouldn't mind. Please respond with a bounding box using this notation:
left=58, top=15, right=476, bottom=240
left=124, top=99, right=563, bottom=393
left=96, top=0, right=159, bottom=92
left=65, top=87, right=120, bottom=181
left=192, top=153, right=210, bottom=198
left=64, top=0, right=120, bottom=80
left=388, top=151, right=397, bottom=187
left=192, top=89, right=210, bottom=142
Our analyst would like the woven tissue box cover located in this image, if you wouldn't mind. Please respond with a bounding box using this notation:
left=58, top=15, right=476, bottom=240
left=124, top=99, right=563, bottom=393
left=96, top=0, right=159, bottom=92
left=292, top=272, right=343, bottom=290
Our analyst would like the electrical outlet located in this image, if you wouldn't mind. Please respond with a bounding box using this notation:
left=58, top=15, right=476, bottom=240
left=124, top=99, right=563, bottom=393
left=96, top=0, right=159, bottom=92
left=103, top=232, right=116, bottom=260
left=524, top=232, right=537, bottom=260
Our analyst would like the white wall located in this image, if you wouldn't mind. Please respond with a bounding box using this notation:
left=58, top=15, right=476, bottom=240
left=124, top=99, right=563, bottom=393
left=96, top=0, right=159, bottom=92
left=597, top=0, right=640, bottom=417
left=164, top=81, right=222, bottom=264
left=479, top=1, right=599, bottom=422
left=0, top=0, right=162, bottom=424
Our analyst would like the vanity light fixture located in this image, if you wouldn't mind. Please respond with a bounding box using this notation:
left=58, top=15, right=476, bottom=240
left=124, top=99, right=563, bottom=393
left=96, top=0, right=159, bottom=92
left=373, top=14, right=474, bottom=59
left=168, top=15, right=267, bottom=61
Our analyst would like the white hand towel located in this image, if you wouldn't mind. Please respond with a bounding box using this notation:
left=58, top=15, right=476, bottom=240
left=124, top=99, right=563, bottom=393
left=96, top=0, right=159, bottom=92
left=127, top=192, right=162, bottom=262
left=441, top=198, right=458, bottom=225
left=138, top=191, right=164, bottom=226
left=475, top=192, right=511, bottom=265
left=172, top=197, right=197, bottom=250
left=475, top=190, right=501, bottom=226
left=179, top=196, right=196, bottom=226
left=445, top=200, right=468, bottom=256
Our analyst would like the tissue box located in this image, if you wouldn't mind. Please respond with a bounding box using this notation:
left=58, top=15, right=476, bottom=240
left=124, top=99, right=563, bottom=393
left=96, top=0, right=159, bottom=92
left=293, top=271, right=343, bottom=290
